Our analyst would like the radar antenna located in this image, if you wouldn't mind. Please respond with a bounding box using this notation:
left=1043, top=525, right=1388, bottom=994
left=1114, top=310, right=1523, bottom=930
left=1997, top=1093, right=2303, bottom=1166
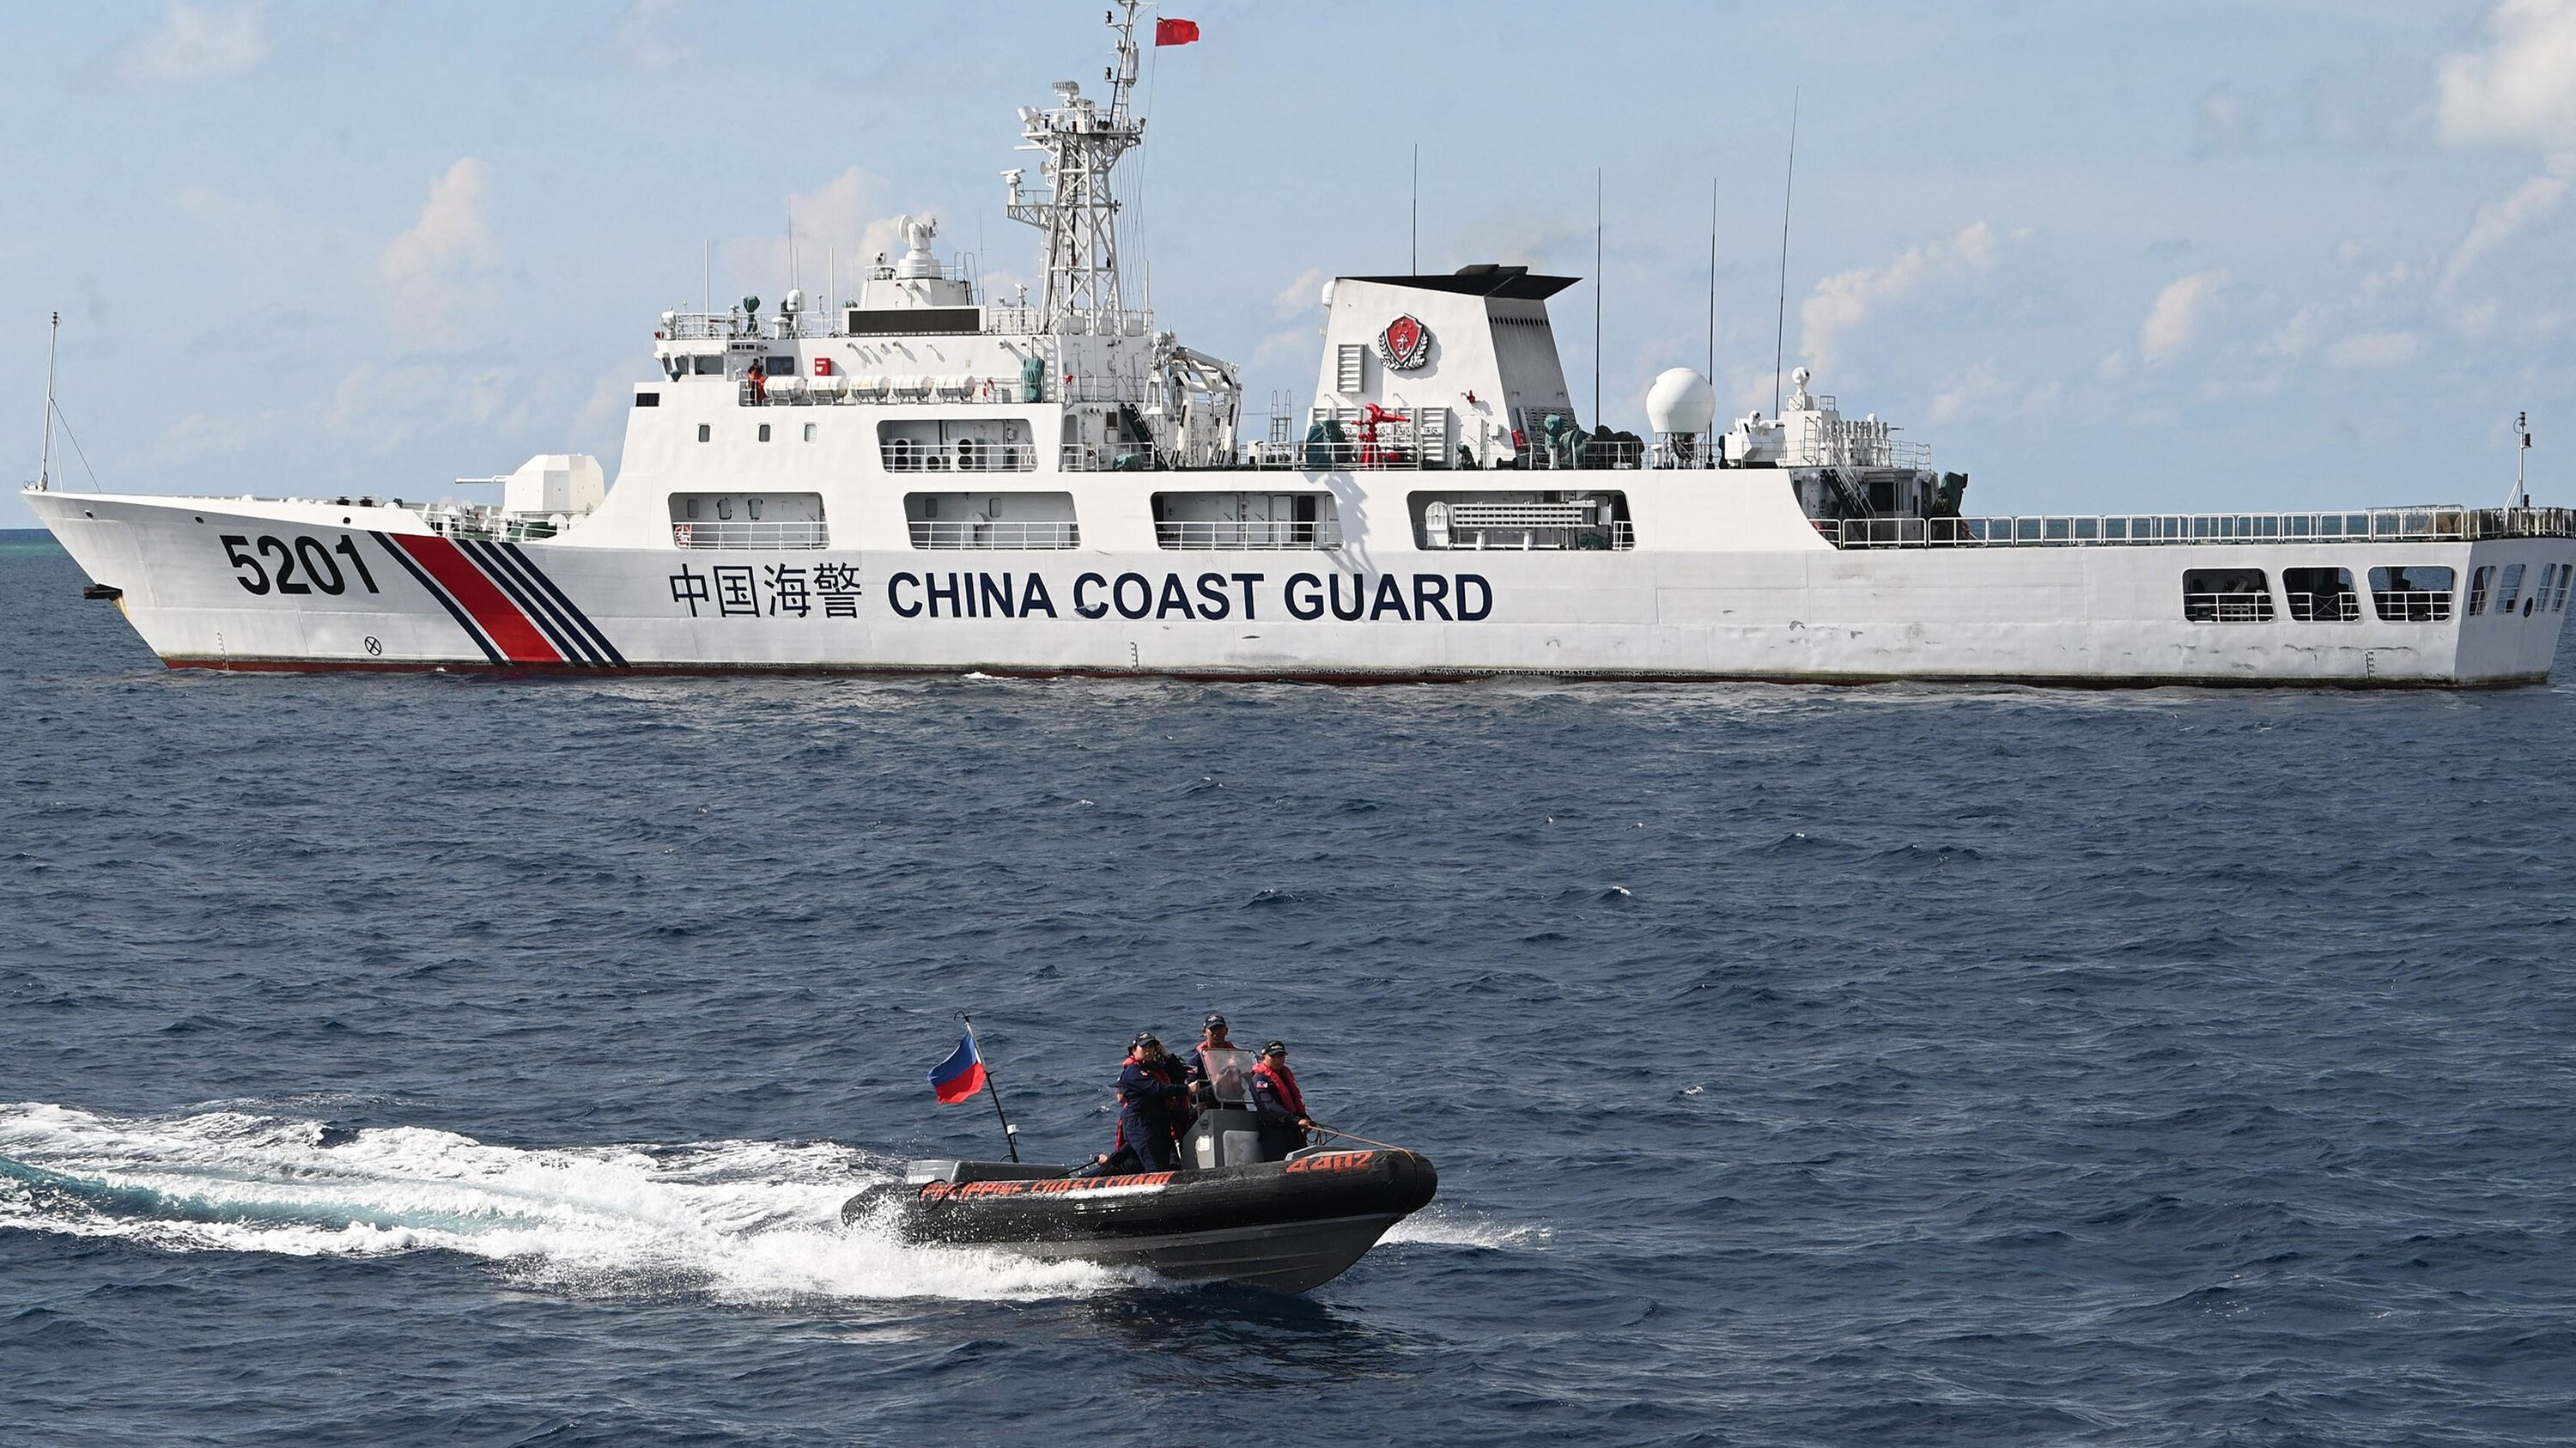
left=1003, top=1, right=1146, bottom=327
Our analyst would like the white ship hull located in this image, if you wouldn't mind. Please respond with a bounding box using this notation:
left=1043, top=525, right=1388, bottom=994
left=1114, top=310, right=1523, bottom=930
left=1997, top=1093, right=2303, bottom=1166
left=33, top=488, right=2571, bottom=686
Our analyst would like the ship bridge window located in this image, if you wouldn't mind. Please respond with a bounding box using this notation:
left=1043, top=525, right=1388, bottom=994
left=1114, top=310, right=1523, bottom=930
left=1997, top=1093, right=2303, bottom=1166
left=635, top=392, right=659, bottom=408
left=1151, top=491, right=1340, bottom=550
left=2182, top=568, right=2274, bottom=623
left=2555, top=559, right=2573, bottom=611
left=907, top=491, right=1078, bottom=549
left=1410, top=490, right=1632, bottom=551
left=880, top=418, right=1034, bottom=473
left=2284, top=566, right=2359, bottom=622
left=2468, top=565, right=2495, bottom=615
left=2495, top=563, right=2528, bottom=615
left=667, top=493, right=827, bottom=549
left=2369, top=566, right=2455, bottom=622
left=692, top=356, right=726, bottom=376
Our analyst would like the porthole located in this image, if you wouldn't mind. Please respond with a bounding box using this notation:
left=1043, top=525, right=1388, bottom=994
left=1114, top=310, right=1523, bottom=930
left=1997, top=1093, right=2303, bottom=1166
left=716, top=497, right=733, bottom=520
left=758, top=423, right=772, bottom=443
left=803, top=423, right=817, bottom=442
left=697, top=423, right=711, bottom=443
left=747, top=497, right=763, bottom=520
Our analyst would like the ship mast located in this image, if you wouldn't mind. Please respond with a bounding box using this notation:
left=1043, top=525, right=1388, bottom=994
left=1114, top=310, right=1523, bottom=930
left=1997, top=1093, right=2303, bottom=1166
left=1003, top=1, right=1145, bottom=328
left=37, top=311, right=58, bottom=492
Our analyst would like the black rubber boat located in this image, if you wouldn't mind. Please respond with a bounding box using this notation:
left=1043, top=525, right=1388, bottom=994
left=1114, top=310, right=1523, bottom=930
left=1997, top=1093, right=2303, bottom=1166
left=841, top=1104, right=1437, bottom=1293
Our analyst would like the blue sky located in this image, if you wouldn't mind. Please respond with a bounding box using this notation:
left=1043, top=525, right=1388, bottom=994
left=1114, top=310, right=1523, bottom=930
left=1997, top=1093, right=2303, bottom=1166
left=4, top=0, right=2573, bottom=530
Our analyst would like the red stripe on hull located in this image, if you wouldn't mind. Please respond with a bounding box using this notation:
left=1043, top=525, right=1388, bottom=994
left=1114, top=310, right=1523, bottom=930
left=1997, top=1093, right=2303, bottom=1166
left=390, top=536, right=562, bottom=663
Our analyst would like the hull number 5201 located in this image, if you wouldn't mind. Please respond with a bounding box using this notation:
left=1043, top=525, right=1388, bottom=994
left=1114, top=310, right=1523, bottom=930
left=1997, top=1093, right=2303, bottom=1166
left=222, top=534, right=380, bottom=597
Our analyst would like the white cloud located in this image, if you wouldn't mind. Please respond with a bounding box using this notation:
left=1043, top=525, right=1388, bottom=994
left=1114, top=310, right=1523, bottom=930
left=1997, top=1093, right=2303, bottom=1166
left=2140, top=270, right=2227, bottom=364
left=2327, top=330, right=2421, bottom=367
left=122, top=1, right=265, bottom=82
left=161, top=412, right=251, bottom=458
left=379, top=160, right=496, bottom=349
left=711, top=167, right=915, bottom=308
left=1797, top=222, right=2000, bottom=376
left=612, top=0, right=694, bottom=70
left=1274, top=266, right=1330, bottom=317
left=2436, top=0, right=2576, bottom=153
left=2442, top=159, right=2573, bottom=287
left=2195, top=82, right=2258, bottom=153
left=1927, top=362, right=2011, bottom=424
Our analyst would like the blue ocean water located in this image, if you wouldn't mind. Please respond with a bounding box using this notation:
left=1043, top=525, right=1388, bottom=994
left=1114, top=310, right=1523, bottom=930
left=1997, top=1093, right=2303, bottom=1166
left=3, top=528, right=2573, bottom=1447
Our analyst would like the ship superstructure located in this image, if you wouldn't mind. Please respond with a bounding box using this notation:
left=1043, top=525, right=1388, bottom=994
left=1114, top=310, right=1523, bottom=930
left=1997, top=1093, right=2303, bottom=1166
left=25, top=3, right=2576, bottom=684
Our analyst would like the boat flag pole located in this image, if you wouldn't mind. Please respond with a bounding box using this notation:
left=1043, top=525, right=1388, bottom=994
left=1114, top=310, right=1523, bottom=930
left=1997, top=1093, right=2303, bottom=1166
left=956, top=1010, right=1019, bottom=1162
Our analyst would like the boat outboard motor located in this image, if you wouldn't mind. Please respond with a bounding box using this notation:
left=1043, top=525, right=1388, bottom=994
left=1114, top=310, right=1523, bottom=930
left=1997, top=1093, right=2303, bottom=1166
left=1181, top=1045, right=1272, bottom=1168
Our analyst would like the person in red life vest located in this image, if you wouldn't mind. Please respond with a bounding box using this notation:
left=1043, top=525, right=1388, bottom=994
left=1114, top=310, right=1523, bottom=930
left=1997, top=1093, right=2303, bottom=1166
left=748, top=359, right=768, bottom=405
left=1250, top=1039, right=1315, bottom=1159
left=1186, top=1013, right=1250, bottom=1104
left=1115, top=1031, right=1194, bottom=1171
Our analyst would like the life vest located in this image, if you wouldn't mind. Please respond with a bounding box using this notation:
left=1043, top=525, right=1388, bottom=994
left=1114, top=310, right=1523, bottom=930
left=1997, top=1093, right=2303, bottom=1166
left=1254, top=1062, right=1306, bottom=1120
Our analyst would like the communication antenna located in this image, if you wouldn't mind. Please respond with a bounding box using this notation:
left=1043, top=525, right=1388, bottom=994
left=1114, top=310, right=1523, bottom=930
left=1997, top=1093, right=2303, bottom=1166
left=2514, top=410, right=2532, bottom=508
left=704, top=240, right=712, bottom=318
left=1773, top=90, right=1799, bottom=417
left=1595, top=167, right=1603, bottom=428
left=37, top=311, right=58, bottom=492
left=1707, top=177, right=1719, bottom=386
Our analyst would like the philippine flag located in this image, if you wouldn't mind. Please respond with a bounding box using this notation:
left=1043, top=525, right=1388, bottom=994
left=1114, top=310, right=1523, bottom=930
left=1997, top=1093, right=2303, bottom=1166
left=928, top=1035, right=987, bottom=1104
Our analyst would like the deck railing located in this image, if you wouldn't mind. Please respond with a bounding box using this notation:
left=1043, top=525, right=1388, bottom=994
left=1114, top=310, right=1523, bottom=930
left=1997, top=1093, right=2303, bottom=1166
left=2372, top=589, right=2455, bottom=622
left=908, top=520, right=1080, bottom=550
left=670, top=520, right=829, bottom=550
left=2183, top=591, right=2276, bottom=623
left=1154, top=520, right=1342, bottom=550
left=1823, top=506, right=2576, bottom=549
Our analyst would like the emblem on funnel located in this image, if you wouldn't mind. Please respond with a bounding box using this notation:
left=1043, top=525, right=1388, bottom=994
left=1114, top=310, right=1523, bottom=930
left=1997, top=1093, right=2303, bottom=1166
left=1376, top=314, right=1431, bottom=371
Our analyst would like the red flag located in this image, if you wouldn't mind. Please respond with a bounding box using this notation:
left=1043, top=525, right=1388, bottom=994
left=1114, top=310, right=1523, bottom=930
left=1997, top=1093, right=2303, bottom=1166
left=1154, top=17, right=1200, bottom=46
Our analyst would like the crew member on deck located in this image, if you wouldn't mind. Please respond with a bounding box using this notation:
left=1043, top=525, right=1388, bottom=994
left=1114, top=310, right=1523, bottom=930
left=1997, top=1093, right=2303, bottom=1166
left=1116, top=1031, right=1194, bottom=1172
left=1188, top=1014, right=1247, bottom=1103
left=1251, top=1040, right=1316, bottom=1159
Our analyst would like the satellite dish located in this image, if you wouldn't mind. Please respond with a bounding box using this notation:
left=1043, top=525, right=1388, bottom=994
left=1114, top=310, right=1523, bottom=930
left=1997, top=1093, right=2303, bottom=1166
left=743, top=295, right=762, bottom=318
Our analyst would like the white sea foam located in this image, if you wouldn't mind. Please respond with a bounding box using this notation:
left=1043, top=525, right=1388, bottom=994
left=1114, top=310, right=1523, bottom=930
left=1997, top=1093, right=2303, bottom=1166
left=0, top=1102, right=1126, bottom=1303
left=1380, top=1206, right=1547, bottom=1250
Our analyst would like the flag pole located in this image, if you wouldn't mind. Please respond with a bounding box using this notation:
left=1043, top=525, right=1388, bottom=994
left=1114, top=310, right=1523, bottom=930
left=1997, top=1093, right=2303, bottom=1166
left=956, top=1011, right=1019, bottom=1162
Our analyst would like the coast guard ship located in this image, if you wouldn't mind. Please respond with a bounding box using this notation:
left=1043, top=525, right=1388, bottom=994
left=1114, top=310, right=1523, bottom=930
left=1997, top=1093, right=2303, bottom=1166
left=26, top=4, right=2575, bottom=684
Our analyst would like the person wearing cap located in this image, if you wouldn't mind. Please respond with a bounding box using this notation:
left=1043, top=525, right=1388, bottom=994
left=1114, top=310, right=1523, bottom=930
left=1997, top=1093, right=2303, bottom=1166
left=1187, top=1013, right=1249, bottom=1104
left=1115, top=1031, right=1194, bottom=1172
left=1249, top=1040, right=1316, bottom=1159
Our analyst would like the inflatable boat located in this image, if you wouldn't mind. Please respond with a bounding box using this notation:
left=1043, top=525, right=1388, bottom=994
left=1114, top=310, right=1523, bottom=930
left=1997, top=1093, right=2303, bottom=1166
left=842, top=1086, right=1437, bottom=1293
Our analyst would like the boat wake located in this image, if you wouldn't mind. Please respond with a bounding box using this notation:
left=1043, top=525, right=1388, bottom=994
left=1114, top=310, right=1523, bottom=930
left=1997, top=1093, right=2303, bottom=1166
left=0, top=1102, right=1127, bottom=1304
left=1380, top=1207, right=1547, bottom=1250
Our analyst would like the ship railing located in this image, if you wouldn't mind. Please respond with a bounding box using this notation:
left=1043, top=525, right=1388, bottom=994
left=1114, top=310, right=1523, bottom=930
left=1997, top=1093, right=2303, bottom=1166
left=908, top=520, right=1081, bottom=550
left=880, top=443, right=1040, bottom=473
left=1154, top=520, right=1343, bottom=550
left=1822, top=506, right=2576, bottom=549
left=2286, top=590, right=2363, bottom=623
left=1429, top=520, right=1635, bottom=551
left=670, top=520, right=830, bottom=550
left=2372, top=589, right=2455, bottom=622
left=2183, top=592, right=2277, bottom=623
left=738, top=375, right=1139, bottom=406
